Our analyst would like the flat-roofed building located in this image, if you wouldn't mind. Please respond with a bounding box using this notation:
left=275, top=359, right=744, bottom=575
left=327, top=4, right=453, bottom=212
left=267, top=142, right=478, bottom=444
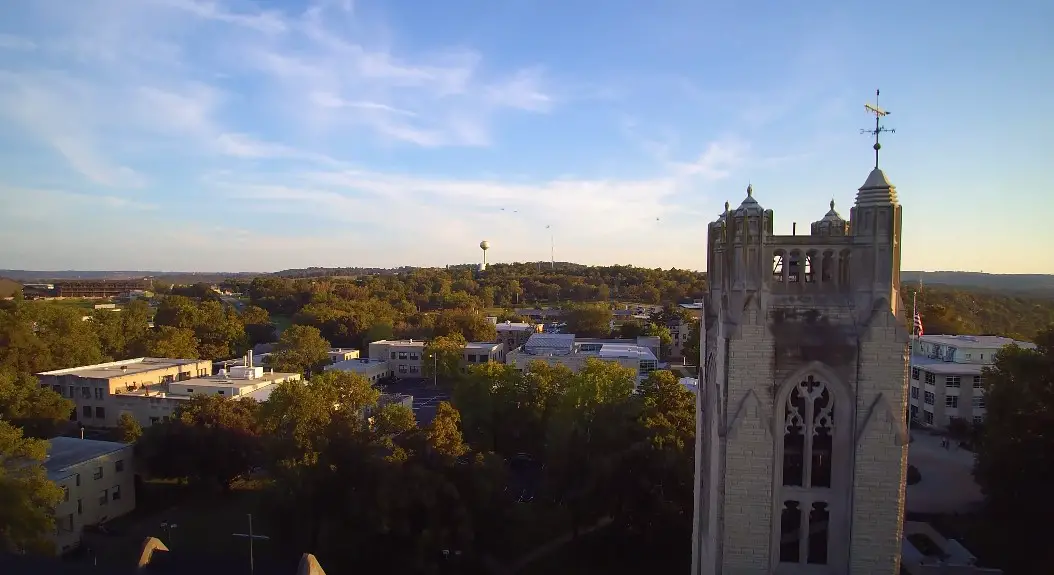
left=368, top=339, right=426, bottom=379
left=45, top=437, right=135, bottom=554
left=53, top=279, right=151, bottom=298
left=463, top=342, right=505, bottom=369
left=505, top=332, right=658, bottom=384
left=909, top=334, right=1036, bottom=428
left=111, top=366, right=301, bottom=427
left=328, top=348, right=360, bottom=363
left=495, top=321, right=539, bottom=352
left=37, top=358, right=213, bottom=428
left=325, top=357, right=393, bottom=384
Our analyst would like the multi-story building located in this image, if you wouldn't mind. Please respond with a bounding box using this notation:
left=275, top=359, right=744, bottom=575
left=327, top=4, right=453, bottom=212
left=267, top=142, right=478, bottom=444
left=368, top=339, right=426, bottom=379
left=505, top=333, right=658, bottom=383
left=325, top=357, right=393, bottom=384
left=694, top=165, right=910, bottom=572
left=111, top=366, right=300, bottom=427
left=45, top=437, right=136, bottom=554
left=463, top=342, right=505, bottom=368
left=37, top=358, right=213, bottom=428
left=908, top=334, right=1035, bottom=428
left=495, top=320, right=539, bottom=352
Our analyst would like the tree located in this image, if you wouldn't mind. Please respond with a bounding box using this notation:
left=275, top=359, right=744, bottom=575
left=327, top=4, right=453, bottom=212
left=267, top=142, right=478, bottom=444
left=973, top=329, right=1054, bottom=574
left=241, top=305, right=276, bottom=347
left=433, top=310, right=497, bottom=342
left=642, top=323, right=673, bottom=358
left=116, top=412, right=143, bottom=443
left=619, top=320, right=644, bottom=339
left=0, top=421, right=65, bottom=554
left=146, top=327, right=200, bottom=359
left=683, top=319, right=701, bottom=366
left=565, top=304, right=612, bottom=338
left=426, top=402, right=468, bottom=458
left=0, top=369, right=74, bottom=438
left=423, top=333, right=467, bottom=383
left=271, top=325, right=331, bottom=375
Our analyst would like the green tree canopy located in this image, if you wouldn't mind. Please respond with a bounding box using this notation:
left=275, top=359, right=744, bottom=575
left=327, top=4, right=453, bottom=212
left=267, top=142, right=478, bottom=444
left=565, top=304, right=613, bottom=338
left=0, top=369, right=74, bottom=438
left=0, top=421, right=65, bottom=554
left=271, top=324, right=331, bottom=375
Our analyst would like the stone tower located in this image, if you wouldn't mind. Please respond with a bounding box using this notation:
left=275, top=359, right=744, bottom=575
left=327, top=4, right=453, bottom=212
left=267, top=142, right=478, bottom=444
left=692, top=168, right=910, bottom=575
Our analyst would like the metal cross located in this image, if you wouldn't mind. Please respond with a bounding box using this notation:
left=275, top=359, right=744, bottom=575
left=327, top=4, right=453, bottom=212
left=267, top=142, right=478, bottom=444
left=232, top=514, right=270, bottom=575
left=861, top=89, right=895, bottom=169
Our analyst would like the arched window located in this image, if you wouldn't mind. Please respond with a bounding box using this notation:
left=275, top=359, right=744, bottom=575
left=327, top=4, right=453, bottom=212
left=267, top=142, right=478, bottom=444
left=821, top=251, right=834, bottom=283
left=774, top=370, right=850, bottom=570
left=804, top=250, right=818, bottom=284
left=772, top=250, right=786, bottom=283
left=787, top=250, right=802, bottom=283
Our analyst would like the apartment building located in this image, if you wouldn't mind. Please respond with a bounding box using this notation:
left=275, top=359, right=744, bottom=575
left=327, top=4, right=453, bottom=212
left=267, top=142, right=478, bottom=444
left=505, top=332, right=659, bottom=384
left=327, top=348, right=360, bottom=363
left=37, top=358, right=213, bottom=428
left=368, top=339, right=426, bottom=379
left=325, top=357, right=393, bottom=384
left=112, top=365, right=301, bottom=427
left=908, top=334, right=1036, bottom=428
left=45, top=438, right=136, bottom=554
left=494, top=320, right=539, bottom=352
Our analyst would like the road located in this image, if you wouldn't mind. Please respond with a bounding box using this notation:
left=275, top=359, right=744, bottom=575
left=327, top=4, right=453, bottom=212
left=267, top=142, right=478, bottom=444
left=383, top=377, right=452, bottom=425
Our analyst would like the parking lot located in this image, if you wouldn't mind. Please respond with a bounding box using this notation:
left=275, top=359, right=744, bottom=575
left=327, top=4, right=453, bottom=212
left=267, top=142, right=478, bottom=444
left=383, top=377, right=452, bottom=425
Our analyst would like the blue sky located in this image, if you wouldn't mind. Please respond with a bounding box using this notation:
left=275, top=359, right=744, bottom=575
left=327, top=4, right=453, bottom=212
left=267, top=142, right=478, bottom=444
left=0, top=0, right=1051, bottom=273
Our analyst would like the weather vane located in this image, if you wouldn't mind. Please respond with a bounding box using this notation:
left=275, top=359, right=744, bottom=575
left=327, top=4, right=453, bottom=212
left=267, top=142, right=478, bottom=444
left=861, top=89, right=895, bottom=169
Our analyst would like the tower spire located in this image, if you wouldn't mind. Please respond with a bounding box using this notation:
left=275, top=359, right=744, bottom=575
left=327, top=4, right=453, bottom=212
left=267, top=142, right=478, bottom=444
left=861, top=89, right=895, bottom=169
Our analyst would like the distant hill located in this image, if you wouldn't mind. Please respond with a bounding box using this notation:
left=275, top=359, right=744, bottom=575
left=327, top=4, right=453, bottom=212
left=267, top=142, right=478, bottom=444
left=902, top=271, right=1054, bottom=297
left=0, top=270, right=260, bottom=284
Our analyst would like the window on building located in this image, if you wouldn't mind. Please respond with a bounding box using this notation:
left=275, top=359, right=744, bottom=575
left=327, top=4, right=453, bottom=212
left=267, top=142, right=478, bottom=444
left=924, top=372, right=936, bottom=385
left=112, top=485, right=121, bottom=501
left=924, top=392, right=935, bottom=405
left=95, top=406, right=105, bottom=419
left=94, top=388, right=103, bottom=400
left=910, top=387, right=919, bottom=399
left=973, top=416, right=983, bottom=425
left=81, top=387, right=92, bottom=399
left=972, top=396, right=985, bottom=409
left=390, top=352, right=396, bottom=359
left=52, top=384, right=62, bottom=394
left=398, top=365, right=408, bottom=374
left=409, top=353, right=419, bottom=360
left=217, top=390, right=224, bottom=395
left=75, top=474, right=81, bottom=487
left=150, top=417, right=160, bottom=425
left=946, top=376, right=961, bottom=388
left=945, top=396, right=958, bottom=408
left=115, top=460, right=124, bottom=473
left=186, top=388, right=194, bottom=393
left=63, top=486, right=70, bottom=502
left=468, top=354, right=477, bottom=363
left=77, top=499, right=82, bottom=515
left=911, top=368, right=919, bottom=380
left=909, top=405, right=918, bottom=421
left=82, top=406, right=92, bottom=418
left=94, top=466, right=103, bottom=480
left=777, top=374, right=839, bottom=566
left=973, top=376, right=983, bottom=388
left=98, top=489, right=108, bottom=505
left=965, top=353, right=972, bottom=359
left=923, top=411, right=934, bottom=425
left=409, top=365, right=419, bottom=373
left=398, top=352, right=407, bottom=360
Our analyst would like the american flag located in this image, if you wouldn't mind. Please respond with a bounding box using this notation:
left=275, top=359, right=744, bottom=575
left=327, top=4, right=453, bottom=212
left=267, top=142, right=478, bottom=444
left=913, top=311, right=924, bottom=337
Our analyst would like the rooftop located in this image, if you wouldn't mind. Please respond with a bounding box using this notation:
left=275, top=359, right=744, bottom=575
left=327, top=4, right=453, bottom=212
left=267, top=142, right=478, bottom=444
left=44, top=437, right=128, bottom=480
left=911, top=355, right=985, bottom=375
left=326, top=358, right=389, bottom=373
left=465, top=341, right=502, bottom=351
left=919, top=334, right=1036, bottom=350
left=495, top=321, right=534, bottom=331
left=371, top=339, right=426, bottom=347
left=38, top=357, right=205, bottom=379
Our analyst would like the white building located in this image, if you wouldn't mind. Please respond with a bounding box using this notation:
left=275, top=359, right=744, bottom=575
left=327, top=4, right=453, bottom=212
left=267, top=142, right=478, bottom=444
left=111, top=361, right=301, bottom=427
left=505, top=332, right=658, bottom=383
left=463, top=341, right=505, bottom=368
left=45, top=437, right=136, bottom=554
left=325, top=357, right=393, bottom=384
left=327, top=348, right=360, bottom=363
left=495, top=320, right=539, bottom=352
left=909, top=334, right=1036, bottom=428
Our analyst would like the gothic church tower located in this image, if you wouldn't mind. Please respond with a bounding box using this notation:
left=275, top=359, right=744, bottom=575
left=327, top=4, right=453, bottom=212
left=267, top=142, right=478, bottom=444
left=692, top=167, right=910, bottom=575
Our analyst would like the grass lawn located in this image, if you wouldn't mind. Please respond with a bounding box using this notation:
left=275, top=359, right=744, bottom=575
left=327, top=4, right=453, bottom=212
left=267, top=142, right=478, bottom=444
left=78, top=479, right=289, bottom=568
left=269, top=314, right=293, bottom=335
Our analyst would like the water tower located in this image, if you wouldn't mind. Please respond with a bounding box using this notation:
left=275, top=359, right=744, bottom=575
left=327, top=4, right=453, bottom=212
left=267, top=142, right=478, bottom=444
left=479, top=240, right=490, bottom=271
